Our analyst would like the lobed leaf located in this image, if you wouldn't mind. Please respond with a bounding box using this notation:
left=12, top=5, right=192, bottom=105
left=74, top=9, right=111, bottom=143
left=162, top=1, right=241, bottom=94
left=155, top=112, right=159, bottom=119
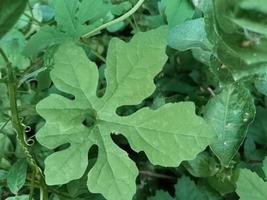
left=36, top=27, right=215, bottom=200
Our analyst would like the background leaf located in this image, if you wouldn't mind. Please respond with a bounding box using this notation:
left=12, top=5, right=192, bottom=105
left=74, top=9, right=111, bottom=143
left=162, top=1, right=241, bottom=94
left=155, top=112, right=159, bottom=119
left=204, top=83, right=255, bottom=166
left=0, top=0, right=27, bottom=38
left=236, top=169, right=267, bottom=200
left=167, top=18, right=211, bottom=51
left=7, top=159, right=28, bottom=194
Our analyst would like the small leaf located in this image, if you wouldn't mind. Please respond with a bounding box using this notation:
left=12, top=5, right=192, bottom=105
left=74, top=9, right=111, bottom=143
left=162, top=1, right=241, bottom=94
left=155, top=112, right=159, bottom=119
left=24, top=0, right=111, bottom=57
left=204, top=83, right=255, bottom=167
left=262, top=157, right=267, bottom=178
left=6, top=195, right=30, bottom=200
left=239, top=0, right=267, bottom=14
left=0, top=0, right=27, bottom=38
left=53, top=0, right=110, bottom=37
left=23, top=26, right=67, bottom=58
left=183, top=151, right=218, bottom=177
left=207, top=168, right=238, bottom=195
left=7, top=159, right=28, bottom=194
left=167, top=18, right=211, bottom=51
left=0, top=30, right=30, bottom=69
left=175, top=176, right=206, bottom=200
left=255, top=73, right=267, bottom=96
left=164, top=0, right=195, bottom=28
left=0, top=134, right=14, bottom=157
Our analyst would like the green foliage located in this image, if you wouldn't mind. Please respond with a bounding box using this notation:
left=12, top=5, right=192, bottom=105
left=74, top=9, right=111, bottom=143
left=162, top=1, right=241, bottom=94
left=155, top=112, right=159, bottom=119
left=205, top=83, right=255, bottom=167
left=149, top=175, right=222, bottom=200
left=162, top=0, right=195, bottom=28
left=167, top=18, right=211, bottom=51
left=24, top=0, right=110, bottom=57
left=7, top=160, right=28, bottom=194
left=1, top=0, right=267, bottom=199
left=6, top=195, right=30, bottom=200
left=0, top=0, right=27, bottom=38
left=36, top=28, right=214, bottom=200
left=237, top=168, right=267, bottom=200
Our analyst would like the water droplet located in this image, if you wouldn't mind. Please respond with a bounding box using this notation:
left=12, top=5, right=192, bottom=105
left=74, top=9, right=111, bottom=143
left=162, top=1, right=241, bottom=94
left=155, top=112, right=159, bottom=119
left=225, top=123, right=232, bottom=128
left=233, top=110, right=239, bottom=115
left=192, top=0, right=201, bottom=6
left=243, top=118, right=248, bottom=122
left=224, top=142, right=228, bottom=146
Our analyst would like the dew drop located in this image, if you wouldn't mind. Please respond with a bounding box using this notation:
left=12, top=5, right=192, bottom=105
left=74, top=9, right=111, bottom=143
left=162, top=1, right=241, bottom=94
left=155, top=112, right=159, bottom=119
left=192, top=0, right=201, bottom=6
left=233, top=110, right=239, bottom=115
left=224, top=141, right=228, bottom=146
left=243, top=118, right=248, bottom=122
left=225, top=123, right=232, bottom=128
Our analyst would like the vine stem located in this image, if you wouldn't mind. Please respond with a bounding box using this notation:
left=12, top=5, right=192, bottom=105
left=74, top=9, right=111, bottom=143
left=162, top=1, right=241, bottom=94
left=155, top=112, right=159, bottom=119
left=0, top=48, right=48, bottom=200
left=81, top=0, right=145, bottom=39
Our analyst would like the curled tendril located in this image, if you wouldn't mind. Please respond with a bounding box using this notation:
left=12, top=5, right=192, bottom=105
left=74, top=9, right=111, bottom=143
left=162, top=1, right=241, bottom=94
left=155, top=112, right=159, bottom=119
left=26, top=135, right=35, bottom=146
left=20, top=120, right=34, bottom=146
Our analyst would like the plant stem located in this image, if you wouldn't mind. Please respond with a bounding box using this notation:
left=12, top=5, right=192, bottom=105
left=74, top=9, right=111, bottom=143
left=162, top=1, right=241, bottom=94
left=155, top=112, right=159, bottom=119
left=81, top=0, right=145, bottom=39
left=0, top=48, right=48, bottom=200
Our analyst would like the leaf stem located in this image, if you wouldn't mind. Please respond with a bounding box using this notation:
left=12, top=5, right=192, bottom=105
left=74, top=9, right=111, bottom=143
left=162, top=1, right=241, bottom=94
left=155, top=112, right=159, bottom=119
left=81, top=0, right=145, bottom=39
left=0, top=48, right=48, bottom=200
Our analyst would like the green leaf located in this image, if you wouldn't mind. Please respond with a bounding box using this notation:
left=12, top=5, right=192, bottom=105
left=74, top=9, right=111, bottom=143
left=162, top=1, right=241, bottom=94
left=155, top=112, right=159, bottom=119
left=7, top=159, right=28, bottom=194
left=36, top=27, right=215, bottom=200
left=244, top=107, right=267, bottom=161
left=207, top=168, right=238, bottom=195
left=0, top=0, right=27, bottom=38
left=149, top=176, right=220, bottom=200
left=183, top=151, right=218, bottom=177
left=263, top=157, right=267, bottom=178
left=236, top=169, right=267, bottom=200
left=175, top=176, right=206, bottom=200
left=0, top=30, right=30, bottom=69
left=198, top=183, right=222, bottom=200
left=0, top=134, right=14, bottom=157
left=216, top=38, right=267, bottom=80
left=202, top=0, right=267, bottom=80
left=255, top=73, right=267, bottom=96
left=0, top=83, right=9, bottom=124
left=53, top=0, right=109, bottom=37
left=23, top=26, right=67, bottom=58
left=167, top=18, right=211, bottom=51
left=0, top=170, right=8, bottom=180
left=239, top=0, right=267, bottom=14
left=24, top=0, right=110, bottom=57
left=164, top=0, right=195, bottom=28
left=6, top=195, right=30, bottom=200
left=204, top=83, right=255, bottom=167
